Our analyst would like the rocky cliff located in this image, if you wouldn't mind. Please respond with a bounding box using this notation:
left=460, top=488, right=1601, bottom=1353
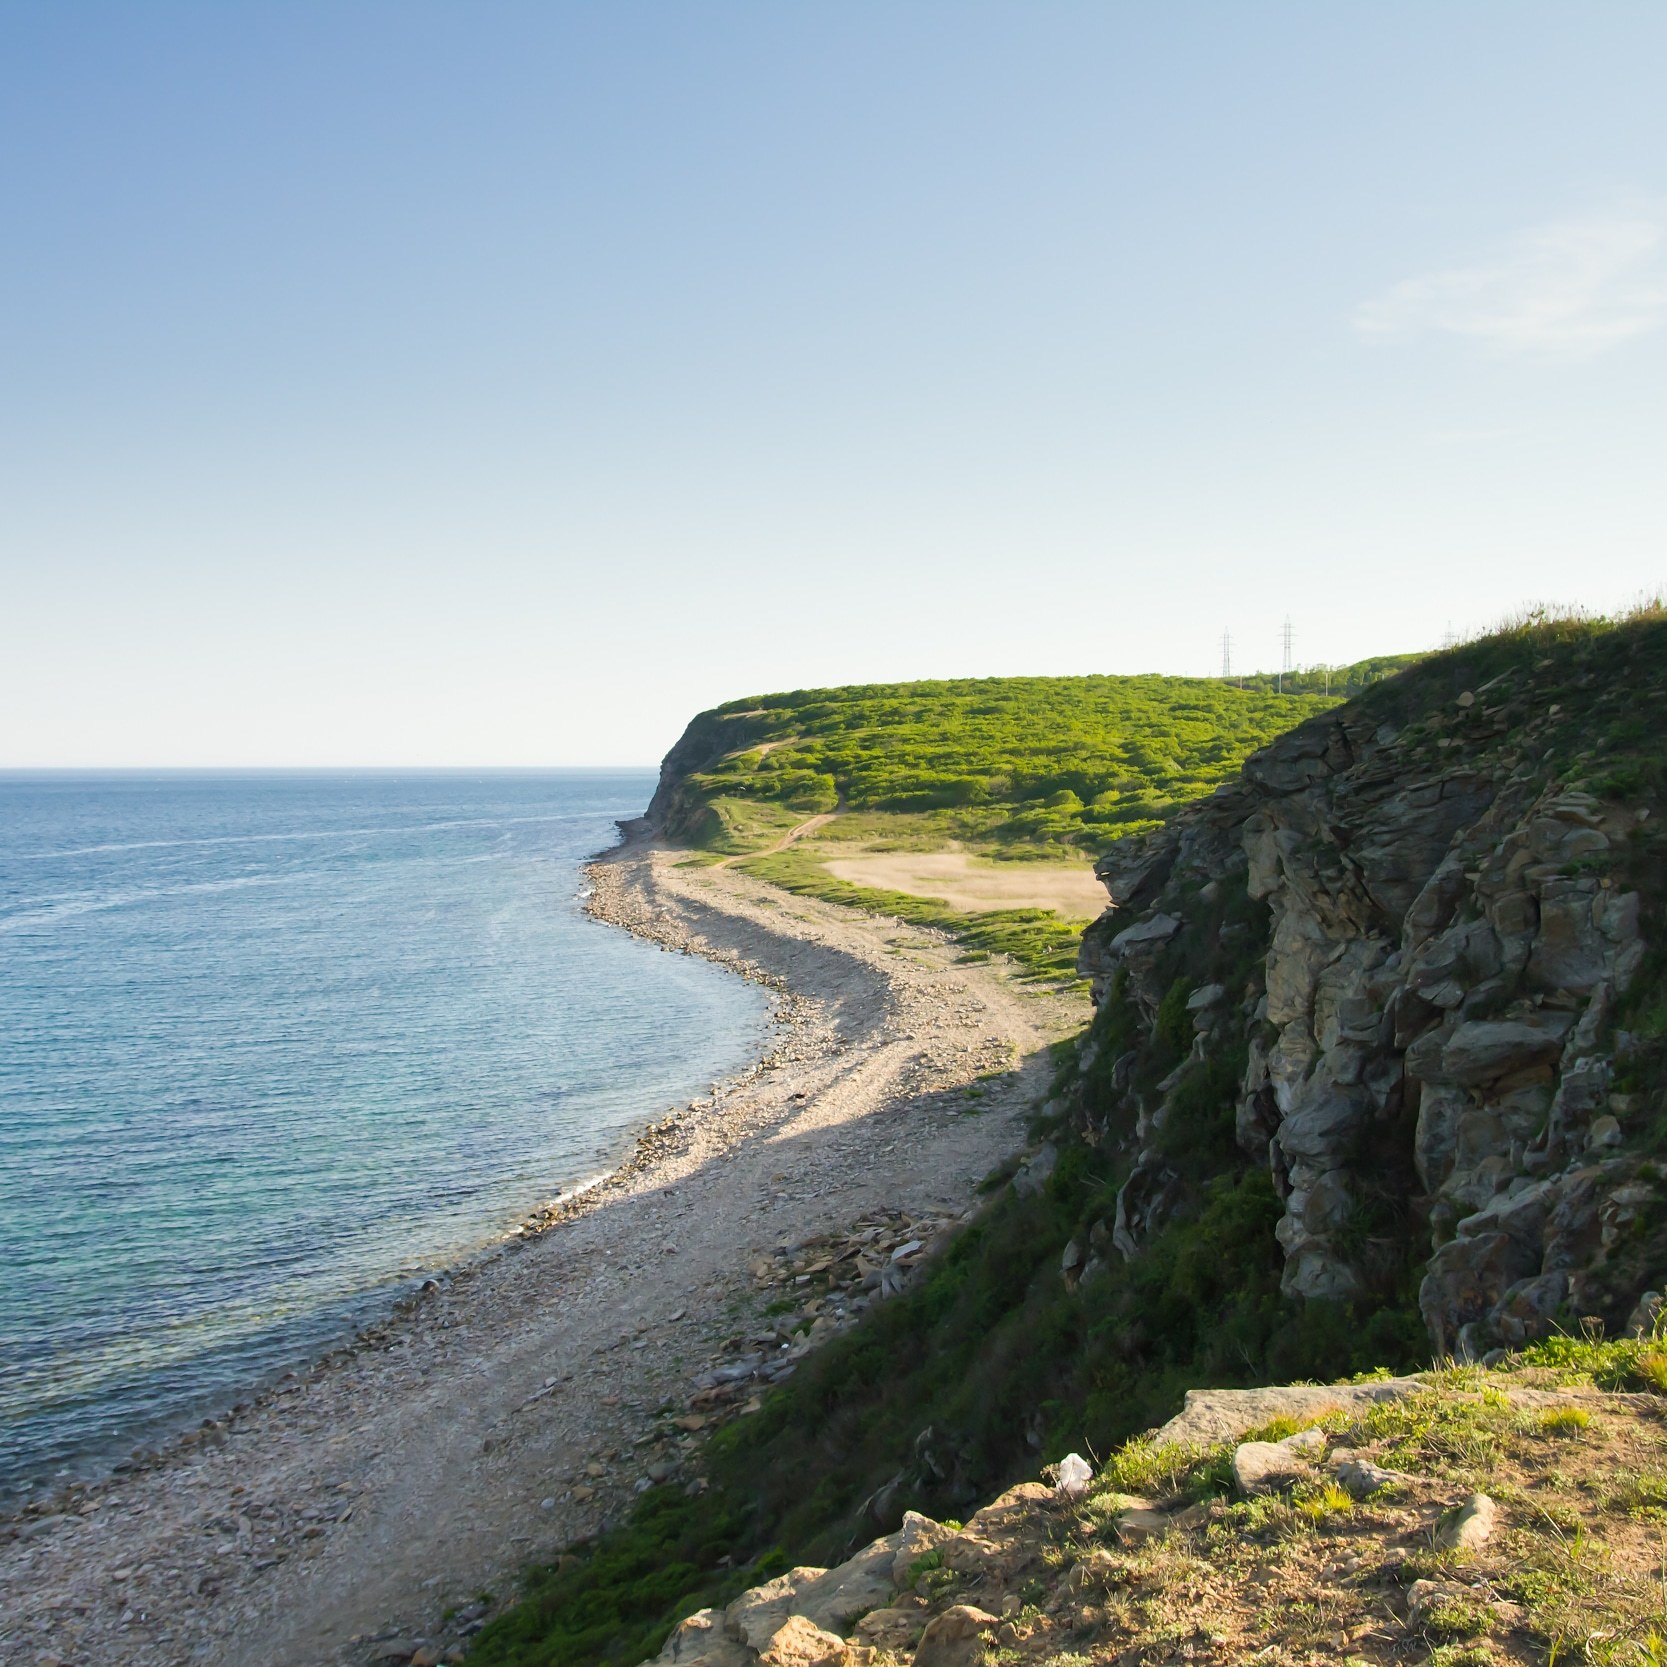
left=1075, top=616, right=1667, bottom=1362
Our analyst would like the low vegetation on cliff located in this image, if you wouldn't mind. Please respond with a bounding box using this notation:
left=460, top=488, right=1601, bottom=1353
left=475, top=612, right=1665, bottom=1667
left=649, top=664, right=1413, bottom=859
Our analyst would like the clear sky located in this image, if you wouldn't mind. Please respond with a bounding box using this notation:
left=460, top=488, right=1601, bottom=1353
left=3, top=3, right=1664, bottom=766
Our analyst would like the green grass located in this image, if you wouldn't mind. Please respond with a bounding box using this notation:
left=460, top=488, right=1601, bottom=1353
left=1537, top=1406, right=1594, bottom=1436
left=1513, top=1331, right=1667, bottom=1392
left=650, top=664, right=1416, bottom=858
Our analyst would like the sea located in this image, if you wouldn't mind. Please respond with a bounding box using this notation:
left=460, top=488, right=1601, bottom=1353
left=0, top=771, right=769, bottom=1502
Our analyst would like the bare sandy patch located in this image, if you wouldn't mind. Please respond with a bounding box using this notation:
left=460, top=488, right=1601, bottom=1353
left=823, top=850, right=1106, bottom=917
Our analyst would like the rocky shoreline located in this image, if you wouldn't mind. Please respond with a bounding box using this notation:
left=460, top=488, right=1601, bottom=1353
left=0, top=837, right=1082, bottom=1667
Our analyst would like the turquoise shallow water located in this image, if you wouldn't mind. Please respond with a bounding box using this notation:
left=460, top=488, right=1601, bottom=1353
left=0, top=771, right=768, bottom=1499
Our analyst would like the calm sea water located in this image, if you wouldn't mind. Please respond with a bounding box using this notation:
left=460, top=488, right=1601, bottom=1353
left=0, top=771, right=767, bottom=1499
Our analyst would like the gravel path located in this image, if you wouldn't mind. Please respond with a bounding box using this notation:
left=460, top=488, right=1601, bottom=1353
left=0, top=838, right=1085, bottom=1667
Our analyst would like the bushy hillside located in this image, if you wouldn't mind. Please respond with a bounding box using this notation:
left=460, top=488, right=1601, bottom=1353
left=648, top=664, right=1416, bottom=857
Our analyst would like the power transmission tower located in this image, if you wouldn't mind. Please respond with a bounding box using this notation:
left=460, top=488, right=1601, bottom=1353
left=1221, top=628, right=1232, bottom=681
left=1278, top=617, right=1294, bottom=693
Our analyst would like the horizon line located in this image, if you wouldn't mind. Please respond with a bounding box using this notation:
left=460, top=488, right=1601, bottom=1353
left=0, top=763, right=663, bottom=775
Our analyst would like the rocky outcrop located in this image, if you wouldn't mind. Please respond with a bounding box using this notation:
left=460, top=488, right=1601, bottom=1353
left=644, top=1487, right=1052, bottom=1667
left=1078, top=664, right=1658, bottom=1358
left=649, top=1358, right=1651, bottom=1667
left=646, top=708, right=778, bottom=837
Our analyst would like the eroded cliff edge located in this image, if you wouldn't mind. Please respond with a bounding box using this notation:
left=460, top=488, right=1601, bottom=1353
left=1074, top=618, right=1667, bottom=1362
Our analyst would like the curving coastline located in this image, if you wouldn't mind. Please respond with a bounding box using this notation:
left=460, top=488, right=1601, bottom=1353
left=0, top=835, right=1084, bottom=1667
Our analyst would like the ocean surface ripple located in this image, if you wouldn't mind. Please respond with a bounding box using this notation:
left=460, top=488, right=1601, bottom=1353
left=0, top=771, right=767, bottom=1498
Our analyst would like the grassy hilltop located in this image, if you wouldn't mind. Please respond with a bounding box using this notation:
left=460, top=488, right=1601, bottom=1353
left=652, top=663, right=1415, bottom=858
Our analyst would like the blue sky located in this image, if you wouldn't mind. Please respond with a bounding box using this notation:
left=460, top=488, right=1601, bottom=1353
left=3, top=3, right=1664, bottom=765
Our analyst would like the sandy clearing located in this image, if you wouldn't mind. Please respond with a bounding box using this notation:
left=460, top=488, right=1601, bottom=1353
left=0, top=835, right=1085, bottom=1667
left=823, top=850, right=1106, bottom=918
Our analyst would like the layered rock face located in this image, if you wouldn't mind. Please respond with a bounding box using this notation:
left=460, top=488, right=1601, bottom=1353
left=1078, top=667, right=1658, bottom=1361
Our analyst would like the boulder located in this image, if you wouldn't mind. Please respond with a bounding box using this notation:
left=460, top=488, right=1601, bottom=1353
left=1265, top=903, right=1334, bottom=1027
left=730, top=1570, right=829, bottom=1651
left=1403, top=1024, right=1456, bottom=1085
left=1529, top=882, right=1609, bottom=993
left=1627, top=1290, right=1665, bottom=1337
left=912, top=1606, right=998, bottom=1667
left=1442, top=1016, right=1573, bottom=1086
left=1600, top=1178, right=1661, bottom=1251
left=1436, top=1492, right=1499, bottom=1554
left=966, top=1482, right=1052, bottom=1535
left=1414, top=1083, right=1469, bottom=1192
left=1406, top=1579, right=1475, bottom=1629
left=891, top=1512, right=954, bottom=1587
left=1404, top=857, right=1466, bottom=952
left=1276, top=1078, right=1372, bottom=1161
left=760, top=1616, right=848, bottom=1667
left=1349, top=774, right=1495, bottom=923
left=796, top=1534, right=904, bottom=1635
left=1231, top=1439, right=1313, bottom=1496
left=1111, top=1161, right=1184, bottom=1260
left=1330, top=1455, right=1408, bottom=1498
left=1064, top=1548, right=1122, bottom=1590
left=1542, top=1164, right=1625, bottom=1272
left=1487, top=889, right=1539, bottom=961
left=650, top=1611, right=753, bottom=1667
left=853, top=1609, right=926, bottom=1652
left=1152, top=1379, right=1419, bottom=1448
left=1010, top=1144, right=1057, bottom=1199
left=1280, top=1240, right=1366, bottom=1302
left=940, top=1531, right=1007, bottom=1580
left=1544, top=1056, right=1610, bottom=1156
left=1408, top=919, right=1502, bottom=1002
left=1489, top=1271, right=1568, bottom=1345
left=1419, top=1231, right=1539, bottom=1354
left=1111, top=1505, right=1174, bottom=1544
left=1108, top=913, right=1182, bottom=954
left=1092, top=840, right=1178, bottom=914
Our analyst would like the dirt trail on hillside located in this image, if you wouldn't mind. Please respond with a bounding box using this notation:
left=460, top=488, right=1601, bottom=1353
left=0, top=840, right=1085, bottom=1667
left=718, top=808, right=842, bottom=865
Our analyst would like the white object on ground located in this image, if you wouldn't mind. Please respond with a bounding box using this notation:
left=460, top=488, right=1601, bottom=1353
left=1055, top=1453, right=1093, bottom=1500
